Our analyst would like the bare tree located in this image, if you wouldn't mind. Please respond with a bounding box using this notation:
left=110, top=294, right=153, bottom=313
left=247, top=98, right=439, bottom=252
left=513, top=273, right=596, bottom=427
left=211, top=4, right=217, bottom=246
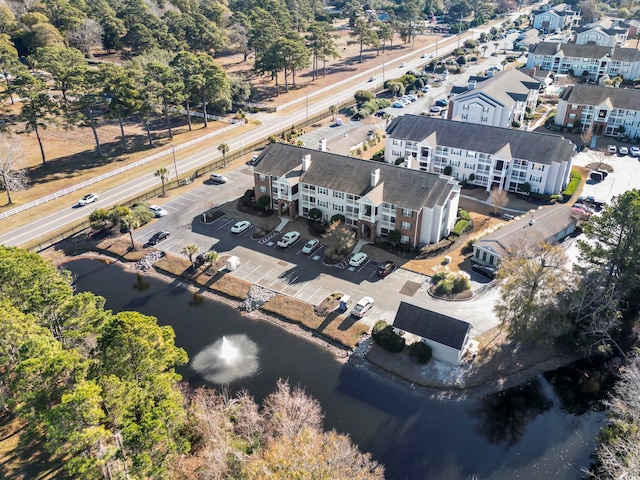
left=0, top=134, right=28, bottom=205
left=585, top=356, right=640, bottom=479
left=488, top=187, right=508, bottom=215
left=68, top=19, right=104, bottom=58
left=262, top=379, right=323, bottom=439
left=580, top=127, right=593, bottom=149
left=324, top=221, right=357, bottom=259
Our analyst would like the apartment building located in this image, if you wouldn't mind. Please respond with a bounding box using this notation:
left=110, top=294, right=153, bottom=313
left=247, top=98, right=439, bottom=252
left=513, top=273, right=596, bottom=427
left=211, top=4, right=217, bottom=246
left=531, top=3, right=581, bottom=33
left=253, top=143, right=461, bottom=247
left=526, top=42, right=640, bottom=80
left=384, top=116, right=575, bottom=195
left=446, top=69, right=541, bottom=128
left=556, top=84, right=640, bottom=137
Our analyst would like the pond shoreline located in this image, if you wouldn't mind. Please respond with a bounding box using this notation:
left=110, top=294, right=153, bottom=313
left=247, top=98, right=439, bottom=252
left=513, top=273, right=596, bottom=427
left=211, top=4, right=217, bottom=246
left=56, top=250, right=584, bottom=401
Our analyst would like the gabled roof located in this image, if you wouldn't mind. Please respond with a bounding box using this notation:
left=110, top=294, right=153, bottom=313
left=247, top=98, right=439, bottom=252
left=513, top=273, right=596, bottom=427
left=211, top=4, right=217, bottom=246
left=254, top=143, right=457, bottom=211
left=611, top=47, right=640, bottom=62
left=393, top=302, right=471, bottom=350
left=529, top=42, right=611, bottom=59
left=559, top=84, right=640, bottom=111
left=452, top=69, right=540, bottom=109
left=474, top=206, right=581, bottom=259
left=386, top=116, right=576, bottom=166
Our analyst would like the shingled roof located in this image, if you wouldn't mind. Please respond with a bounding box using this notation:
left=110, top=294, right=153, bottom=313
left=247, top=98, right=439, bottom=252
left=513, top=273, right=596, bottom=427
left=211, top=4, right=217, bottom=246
left=473, top=206, right=581, bottom=258
left=386, top=116, right=576, bottom=166
left=452, top=69, right=540, bottom=109
left=253, top=143, right=457, bottom=211
left=529, top=41, right=611, bottom=59
left=560, top=84, right=640, bottom=111
left=393, top=302, right=471, bottom=350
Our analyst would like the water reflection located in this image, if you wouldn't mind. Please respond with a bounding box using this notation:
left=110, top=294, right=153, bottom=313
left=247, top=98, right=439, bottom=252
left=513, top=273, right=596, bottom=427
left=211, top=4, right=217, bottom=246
left=544, top=360, right=612, bottom=415
left=132, top=273, right=150, bottom=292
left=471, top=378, right=553, bottom=447
left=189, top=292, right=206, bottom=307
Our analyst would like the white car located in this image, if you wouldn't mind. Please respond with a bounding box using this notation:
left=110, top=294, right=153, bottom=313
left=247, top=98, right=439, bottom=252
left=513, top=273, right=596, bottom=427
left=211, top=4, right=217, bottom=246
left=351, top=296, right=374, bottom=318
left=421, top=85, right=431, bottom=93
left=277, top=231, right=300, bottom=248
left=231, top=220, right=252, bottom=234
left=148, top=205, right=168, bottom=217
left=630, top=146, right=640, bottom=157
left=607, top=145, right=617, bottom=154
left=302, top=239, right=319, bottom=254
left=78, top=193, right=98, bottom=206
left=392, top=101, right=405, bottom=108
left=399, top=62, right=407, bottom=68
left=349, top=252, right=368, bottom=267
left=430, top=106, right=442, bottom=113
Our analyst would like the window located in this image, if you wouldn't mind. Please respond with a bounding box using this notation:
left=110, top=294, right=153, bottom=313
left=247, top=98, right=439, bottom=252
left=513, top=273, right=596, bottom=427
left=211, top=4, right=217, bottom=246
left=401, top=221, right=411, bottom=230
left=259, top=174, right=267, bottom=181
left=401, top=235, right=410, bottom=244
left=317, top=187, right=328, bottom=195
left=333, top=204, right=344, bottom=212
left=333, top=191, right=344, bottom=199
left=392, top=150, right=403, bottom=157
left=259, top=185, right=267, bottom=193
left=318, top=200, right=328, bottom=208
left=571, top=104, right=578, bottom=110
left=402, top=209, right=413, bottom=217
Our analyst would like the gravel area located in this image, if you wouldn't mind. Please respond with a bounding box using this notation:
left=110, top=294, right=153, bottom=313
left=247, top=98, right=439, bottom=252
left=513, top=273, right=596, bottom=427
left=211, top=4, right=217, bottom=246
left=241, top=285, right=276, bottom=312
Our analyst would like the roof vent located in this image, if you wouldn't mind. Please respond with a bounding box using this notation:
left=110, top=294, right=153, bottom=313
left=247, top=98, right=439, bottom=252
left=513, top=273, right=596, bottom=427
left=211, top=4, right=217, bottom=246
left=302, top=154, right=311, bottom=171
left=528, top=219, right=535, bottom=226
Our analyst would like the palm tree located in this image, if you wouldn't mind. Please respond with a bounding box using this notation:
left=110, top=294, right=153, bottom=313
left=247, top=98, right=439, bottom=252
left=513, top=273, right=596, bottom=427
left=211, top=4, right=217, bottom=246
left=181, top=243, right=199, bottom=270
left=217, top=143, right=229, bottom=166
left=204, top=250, right=219, bottom=269
left=493, top=42, right=499, bottom=54
left=482, top=45, right=488, bottom=58
left=329, top=104, right=337, bottom=121
left=120, top=214, right=141, bottom=250
left=155, top=167, right=169, bottom=196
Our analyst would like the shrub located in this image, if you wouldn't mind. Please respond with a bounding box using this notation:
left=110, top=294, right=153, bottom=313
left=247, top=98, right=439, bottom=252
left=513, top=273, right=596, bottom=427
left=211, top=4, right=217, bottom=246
left=512, top=120, right=521, bottom=128
left=451, top=272, right=471, bottom=293
left=443, top=165, right=452, bottom=175
left=407, top=341, right=432, bottom=364
left=431, top=269, right=448, bottom=283
left=372, top=320, right=388, bottom=335
left=435, top=278, right=453, bottom=295
left=307, top=219, right=328, bottom=235
left=242, top=189, right=255, bottom=207
left=354, top=89, right=374, bottom=105
left=419, top=237, right=455, bottom=257
left=330, top=214, right=345, bottom=224
left=562, top=171, right=582, bottom=198
left=458, top=209, right=471, bottom=221
left=452, top=219, right=469, bottom=235
left=308, top=208, right=322, bottom=221
left=395, top=157, right=405, bottom=165
left=372, top=324, right=406, bottom=352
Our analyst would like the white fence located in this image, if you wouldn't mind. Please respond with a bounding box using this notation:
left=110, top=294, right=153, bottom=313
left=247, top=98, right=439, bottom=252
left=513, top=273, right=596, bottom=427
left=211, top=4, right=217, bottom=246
left=0, top=121, right=242, bottom=221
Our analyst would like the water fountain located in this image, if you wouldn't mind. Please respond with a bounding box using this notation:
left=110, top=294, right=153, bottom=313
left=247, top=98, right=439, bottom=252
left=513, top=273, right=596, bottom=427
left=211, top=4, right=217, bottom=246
left=191, top=334, right=259, bottom=384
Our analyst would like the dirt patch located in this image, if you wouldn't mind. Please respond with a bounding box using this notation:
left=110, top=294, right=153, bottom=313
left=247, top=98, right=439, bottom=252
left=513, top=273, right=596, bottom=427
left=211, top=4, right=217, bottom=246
left=399, top=280, right=422, bottom=297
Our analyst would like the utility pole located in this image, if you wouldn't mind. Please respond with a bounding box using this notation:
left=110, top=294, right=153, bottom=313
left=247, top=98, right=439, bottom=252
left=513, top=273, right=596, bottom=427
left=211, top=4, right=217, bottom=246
left=171, top=144, right=179, bottom=184
left=457, top=12, right=463, bottom=49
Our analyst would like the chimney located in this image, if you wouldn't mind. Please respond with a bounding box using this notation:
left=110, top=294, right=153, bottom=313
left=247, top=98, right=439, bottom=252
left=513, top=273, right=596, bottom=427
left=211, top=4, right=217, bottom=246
left=469, top=79, right=478, bottom=88
left=302, top=154, right=311, bottom=171
left=318, top=138, right=327, bottom=151
left=556, top=42, right=561, bottom=53
left=371, top=168, right=380, bottom=187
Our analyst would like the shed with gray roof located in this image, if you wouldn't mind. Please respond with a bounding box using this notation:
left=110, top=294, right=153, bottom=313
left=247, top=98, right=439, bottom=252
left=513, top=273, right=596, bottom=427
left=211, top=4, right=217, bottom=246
left=392, top=301, right=472, bottom=365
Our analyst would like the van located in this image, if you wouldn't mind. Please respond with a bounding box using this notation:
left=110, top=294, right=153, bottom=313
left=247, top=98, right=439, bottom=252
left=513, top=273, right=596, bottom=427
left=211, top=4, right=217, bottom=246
left=589, top=171, right=603, bottom=182
left=210, top=173, right=228, bottom=184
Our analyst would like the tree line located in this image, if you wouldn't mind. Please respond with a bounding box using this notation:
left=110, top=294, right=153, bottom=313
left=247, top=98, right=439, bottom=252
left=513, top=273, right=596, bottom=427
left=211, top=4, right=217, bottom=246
left=489, top=189, right=640, bottom=478
left=0, top=246, right=383, bottom=479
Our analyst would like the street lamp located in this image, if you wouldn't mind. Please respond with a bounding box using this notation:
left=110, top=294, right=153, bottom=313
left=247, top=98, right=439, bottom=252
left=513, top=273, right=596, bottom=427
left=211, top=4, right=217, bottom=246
left=171, top=144, right=179, bottom=185
left=382, top=62, right=385, bottom=83
left=305, top=94, right=309, bottom=124
left=457, top=12, right=463, bottom=49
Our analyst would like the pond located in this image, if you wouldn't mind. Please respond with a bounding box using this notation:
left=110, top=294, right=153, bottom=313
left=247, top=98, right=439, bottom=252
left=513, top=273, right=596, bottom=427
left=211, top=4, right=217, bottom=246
left=67, top=258, right=605, bottom=480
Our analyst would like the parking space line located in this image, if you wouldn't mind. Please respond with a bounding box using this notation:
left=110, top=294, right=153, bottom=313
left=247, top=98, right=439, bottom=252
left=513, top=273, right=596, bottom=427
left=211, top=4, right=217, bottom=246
left=217, top=218, right=235, bottom=230
left=255, top=268, right=273, bottom=283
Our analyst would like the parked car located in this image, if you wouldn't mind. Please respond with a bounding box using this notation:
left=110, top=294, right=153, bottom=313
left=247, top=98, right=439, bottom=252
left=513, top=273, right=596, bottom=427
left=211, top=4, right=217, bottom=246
left=210, top=173, right=228, bottom=184
left=302, top=239, right=319, bottom=254
left=195, top=249, right=218, bottom=266
left=421, top=85, right=431, bottom=93
left=375, top=110, right=387, bottom=117
left=472, top=263, right=498, bottom=279
left=618, top=146, right=629, bottom=156
left=630, top=146, right=640, bottom=157
left=349, top=252, right=368, bottom=267
left=430, top=106, right=442, bottom=113
left=277, top=231, right=300, bottom=248
left=77, top=193, right=98, bottom=206
left=351, top=296, right=374, bottom=318
left=435, top=98, right=448, bottom=107
left=405, top=94, right=418, bottom=102
left=231, top=220, right=251, bottom=233
left=606, top=145, right=617, bottom=154
left=148, top=230, right=170, bottom=245
left=392, top=101, right=405, bottom=108
left=148, top=205, right=168, bottom=217
left=247, top=154, right=259, bottom=166
left=376, top=261, right=395, bottom=277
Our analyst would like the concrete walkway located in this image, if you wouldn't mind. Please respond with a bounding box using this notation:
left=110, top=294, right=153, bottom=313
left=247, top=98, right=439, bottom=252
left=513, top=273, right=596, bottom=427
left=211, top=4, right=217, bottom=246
left=352, top=239, right=369, bottom=254
left=275, top=218, right=290, bottom=232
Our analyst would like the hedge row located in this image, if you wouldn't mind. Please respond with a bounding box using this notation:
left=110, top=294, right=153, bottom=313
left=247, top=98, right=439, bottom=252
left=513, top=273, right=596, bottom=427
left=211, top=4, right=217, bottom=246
left=407, top=342, right=433, bottom=364
left=562, top=171, right=582, bottom=198
left=452, top=219, right=469, bottom=235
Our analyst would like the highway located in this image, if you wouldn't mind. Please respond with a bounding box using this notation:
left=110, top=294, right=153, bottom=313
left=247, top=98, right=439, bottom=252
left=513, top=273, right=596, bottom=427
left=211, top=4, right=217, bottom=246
left=0, top=12, right=530, bottom=248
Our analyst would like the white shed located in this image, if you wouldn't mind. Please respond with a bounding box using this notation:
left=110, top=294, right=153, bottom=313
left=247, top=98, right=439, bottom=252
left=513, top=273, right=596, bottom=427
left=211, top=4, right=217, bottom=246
left=392, top=302, right=471, bottom=365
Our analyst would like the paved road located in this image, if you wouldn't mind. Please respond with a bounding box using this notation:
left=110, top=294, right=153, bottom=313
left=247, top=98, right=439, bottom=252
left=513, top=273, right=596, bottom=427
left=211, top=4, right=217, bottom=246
left=0, top=14, right=539, bottom=248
